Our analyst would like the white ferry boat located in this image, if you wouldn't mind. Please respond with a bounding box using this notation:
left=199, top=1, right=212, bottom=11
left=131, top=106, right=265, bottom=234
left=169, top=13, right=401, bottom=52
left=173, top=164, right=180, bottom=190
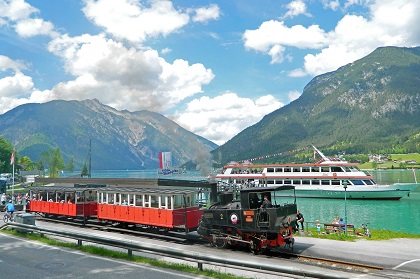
left=215, top=146, right=419, bottom=200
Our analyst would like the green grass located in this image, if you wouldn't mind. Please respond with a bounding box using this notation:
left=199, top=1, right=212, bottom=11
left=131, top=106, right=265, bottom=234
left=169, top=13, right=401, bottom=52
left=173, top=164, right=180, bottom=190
left=1, top=229, right=247, bottom=279
left=303, top=228, right=420, bottom=241
left=359, top=153, right=420, bottom=170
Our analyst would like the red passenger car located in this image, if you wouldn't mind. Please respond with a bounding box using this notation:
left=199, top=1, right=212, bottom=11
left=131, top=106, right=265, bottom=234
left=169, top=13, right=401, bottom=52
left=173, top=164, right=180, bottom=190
left=29, top=186, right=99, bottom=218
left=96, top=187, right=203, bottom=231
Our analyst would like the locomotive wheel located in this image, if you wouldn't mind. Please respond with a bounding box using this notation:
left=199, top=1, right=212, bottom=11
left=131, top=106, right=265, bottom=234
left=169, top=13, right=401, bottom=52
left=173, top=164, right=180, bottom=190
left=249, top=240, right=261, bottom=255
left=214, top=237, right=227, bottom=249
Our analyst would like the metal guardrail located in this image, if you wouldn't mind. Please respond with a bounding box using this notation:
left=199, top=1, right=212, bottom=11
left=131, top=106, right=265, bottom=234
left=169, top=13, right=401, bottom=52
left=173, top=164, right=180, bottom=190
left=1, top=222, right=348, bottom=279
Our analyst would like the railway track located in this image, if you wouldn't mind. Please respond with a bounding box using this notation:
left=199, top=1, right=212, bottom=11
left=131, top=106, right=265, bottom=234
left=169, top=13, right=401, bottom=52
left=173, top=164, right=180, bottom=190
left=34, top=215, right=390, bottom=277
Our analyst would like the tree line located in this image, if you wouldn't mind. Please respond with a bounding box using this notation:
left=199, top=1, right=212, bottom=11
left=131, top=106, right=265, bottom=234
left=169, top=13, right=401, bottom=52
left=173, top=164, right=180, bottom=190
left=0, top=136, right=75, bottom=178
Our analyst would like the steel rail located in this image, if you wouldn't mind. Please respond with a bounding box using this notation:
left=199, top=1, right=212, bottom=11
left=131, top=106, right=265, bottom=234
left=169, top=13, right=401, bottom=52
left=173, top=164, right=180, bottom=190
left=1, top=222, right=350, bottom=279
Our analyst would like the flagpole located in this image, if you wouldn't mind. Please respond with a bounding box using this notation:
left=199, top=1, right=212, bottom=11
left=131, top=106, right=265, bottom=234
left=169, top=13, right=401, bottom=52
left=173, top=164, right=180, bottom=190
left=10, top=150, right=15, bottom=200
left=12, top=161, right=14, bottom=198
left=12, top=151, right=15, bottom=199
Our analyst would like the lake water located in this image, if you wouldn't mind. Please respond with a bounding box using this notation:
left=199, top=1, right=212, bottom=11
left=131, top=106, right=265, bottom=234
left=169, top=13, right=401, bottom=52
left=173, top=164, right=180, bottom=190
left=61, top=169, right=420, bottom=234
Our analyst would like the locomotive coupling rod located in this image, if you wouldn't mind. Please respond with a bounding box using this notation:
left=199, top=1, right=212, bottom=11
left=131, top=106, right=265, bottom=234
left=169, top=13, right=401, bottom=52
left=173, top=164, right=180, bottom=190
left=2, top=222, right=351, bottom=279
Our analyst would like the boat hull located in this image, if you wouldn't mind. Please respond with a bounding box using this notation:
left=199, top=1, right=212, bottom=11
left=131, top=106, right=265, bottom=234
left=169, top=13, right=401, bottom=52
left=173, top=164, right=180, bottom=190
left=275, top=183, right=419, bottom=200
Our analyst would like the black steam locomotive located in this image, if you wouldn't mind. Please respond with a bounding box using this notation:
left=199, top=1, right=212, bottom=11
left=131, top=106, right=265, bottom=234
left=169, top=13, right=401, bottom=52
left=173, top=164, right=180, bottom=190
left=197, top=185, right=297, bottom=254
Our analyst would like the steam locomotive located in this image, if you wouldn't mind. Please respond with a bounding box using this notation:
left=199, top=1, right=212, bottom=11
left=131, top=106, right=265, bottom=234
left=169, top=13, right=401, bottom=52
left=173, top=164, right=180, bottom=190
left=198, top=185, right=297, bottom=254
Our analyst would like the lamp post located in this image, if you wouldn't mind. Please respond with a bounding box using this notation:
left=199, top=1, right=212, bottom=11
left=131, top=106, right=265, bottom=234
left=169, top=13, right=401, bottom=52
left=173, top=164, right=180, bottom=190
left=343, top=180, right=348, bottom=235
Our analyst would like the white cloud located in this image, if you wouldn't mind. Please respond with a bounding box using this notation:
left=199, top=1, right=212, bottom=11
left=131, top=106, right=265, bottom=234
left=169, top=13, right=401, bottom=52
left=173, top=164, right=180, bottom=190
left=322, top=0, right=341, bottom=11
left=0, top=0, right=38, bottom=21
left=46, top=33, right=214, bottom=112
left=245, top=0, right=420, bottom=76
left=243, top=20, right=328, bottom=52
left=15, top=18, right=57, bottom=37
left=161, top=47, right=171, bottom=54
left=343, top=0, right=360, bottom=9
left=172, top=92, right=284, bottom=145
left=0, top=71, right=33, bottom=97
left=282, top=0, right=311, bottom=18
left=0, top=0, right=55, bottom=39
left=288, top=90, right=301, bottom=102
left=0, top=55, right=27, bottom=71
left=288, top=68, right=307, bottom=77
left=192, top=4, right=220, bottom=23
left=268, top=45, right=286, bottom=64
left=82, top=0, right=189, bottom=43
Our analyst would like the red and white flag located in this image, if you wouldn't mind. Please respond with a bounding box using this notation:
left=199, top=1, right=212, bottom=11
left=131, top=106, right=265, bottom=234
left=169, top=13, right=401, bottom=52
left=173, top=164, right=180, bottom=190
left=10, top=152, right=14, bottom=166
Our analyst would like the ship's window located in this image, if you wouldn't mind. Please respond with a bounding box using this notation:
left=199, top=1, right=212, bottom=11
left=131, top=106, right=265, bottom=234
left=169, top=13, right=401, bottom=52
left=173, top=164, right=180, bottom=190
left=321, top=167, right=330, bottom=172
left=344, top=167, right=352, bottom=172
left=363, top=179, right=374, bottom=185
left=321, top=180, right=330, bottom=185
left=331, top=180, right=340, bottom=185
left=351, top=180, right=364, bottom=185
left=331, top=166, right=343, bottom=172
left=267, top=180, right=275, bottom=184
left=284, top=167, right=291, bottom=172
left=284, top=180, right=291, bottom=184
left=311, top=180, right=320, bottom=185
left=293, top=180, right=301, bottom=185
left=302, top=167, right=310, bottom=172
left=302, top=180, right=311, bottom=185
left=267, top=168, right=274, bottom=173
left=275, top=167, right=282, bottom=172
left=293, top=167, right=300, bottom=172
left=311, top=167, right=319, bottom=172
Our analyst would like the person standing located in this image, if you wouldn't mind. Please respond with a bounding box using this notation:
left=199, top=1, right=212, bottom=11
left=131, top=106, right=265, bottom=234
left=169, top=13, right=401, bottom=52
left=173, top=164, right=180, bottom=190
left=260, top=195, right=272, bottom=208
left=296, top=210, right=304, bottom=231
left=1, top=193, right=6, bottom=206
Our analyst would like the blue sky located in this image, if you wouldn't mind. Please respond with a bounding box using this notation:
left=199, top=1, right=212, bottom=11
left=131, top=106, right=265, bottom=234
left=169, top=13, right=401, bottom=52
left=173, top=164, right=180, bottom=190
left=0, top=0, right=419, bottom=145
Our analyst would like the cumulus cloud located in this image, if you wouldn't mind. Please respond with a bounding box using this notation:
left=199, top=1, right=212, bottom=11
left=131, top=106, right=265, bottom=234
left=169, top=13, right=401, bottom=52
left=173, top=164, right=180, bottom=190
left=46, top=33, right=214, bottom=112
left=82, top=0, right=189, bottom=43
left=172, top=92, right=284, bottom=145
left=15, top=18, right=57, bottom=37
left=0, top=0, right=58, bottom=38
left=243, top=20, right=327, bottom=64
left=0, top=71, right=33, bottom=98
left=244, top=0, right=420, bottom=75
left=0, top=54, right=36, bottom=113
left=282, top=0, right=312, bottom=19
left=0, top=55, right=27, bottom=72
left=192, top=4, right=220, bottom=23
left=0, top=0, right=38, bottom=21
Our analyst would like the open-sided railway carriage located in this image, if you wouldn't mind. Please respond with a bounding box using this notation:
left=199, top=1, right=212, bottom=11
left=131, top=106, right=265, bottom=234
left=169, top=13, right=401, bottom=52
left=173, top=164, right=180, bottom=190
left=96, top=187, right=203, bottom=231
left=198, top=185, right=297, bottom=254
left=28, top=186, right=203, bottom=232
left=29, top=186, right=99, bottom=219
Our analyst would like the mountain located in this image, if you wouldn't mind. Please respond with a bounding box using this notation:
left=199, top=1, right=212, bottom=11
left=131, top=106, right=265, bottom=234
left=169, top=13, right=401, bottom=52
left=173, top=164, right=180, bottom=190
left=213, top=46, right=420, bottom=164
left=0, top=99, right=218, bottom=170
